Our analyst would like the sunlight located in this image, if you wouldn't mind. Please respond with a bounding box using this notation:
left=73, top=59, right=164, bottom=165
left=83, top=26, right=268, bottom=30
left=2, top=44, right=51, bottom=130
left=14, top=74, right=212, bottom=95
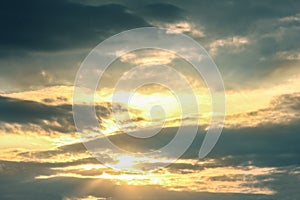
left=113, top=155, right=137, bottom=170
left=36, top=163, right=277, bottom=195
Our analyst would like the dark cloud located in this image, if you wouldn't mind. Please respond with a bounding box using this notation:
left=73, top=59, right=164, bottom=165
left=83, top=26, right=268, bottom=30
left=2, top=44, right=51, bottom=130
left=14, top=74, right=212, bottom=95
left=0, top=1, right=300, bottom=199
left=1, top=105, right=300, bottom=198
left=0, top=159, right=276, bottom=200
left=18, top=142, right=88, bottom=160
left=102, top=120, right=300, bottom=167
left=226, top=92, right=300, bottom=125
left=1, top=91, right=300, bottom=167
left=0, top=95, right=75, bottom=133
left=43, top=118, right=300, bottom=169
left=0, top=96, right=71, bottom=123
left=175, top=0, right=299, bottom=36
left=181, top=93, right=300, bottom=166
left=141, top=3, right=185, bottom=22
left=270, top=92, right=300, bottom=112
left=0, top=0, right=148, bottom=91
left=0, top=158, right=298, bottom=199
left=16, top=92, right=298, bottom=168
left=0, top=96, right=114, bottom=133
left=42, top=96, right=68, bottom=104
left=0, top=0, right=299, bottom=91
left=158, top=0, right=300, bottom=89
left=0, top=0, right=148, bottom=52
left=77, top=93, right=300, bottom=169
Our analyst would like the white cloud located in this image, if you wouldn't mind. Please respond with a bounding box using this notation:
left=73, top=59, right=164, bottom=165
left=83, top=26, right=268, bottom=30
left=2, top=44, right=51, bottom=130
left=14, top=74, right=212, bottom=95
left=64, top=196, right=109, bottom=200
left=209, top=36, right=249, bottom=56
left=165, top=22, right=205, bottom=37
left=119, top=50, right=177, bottom=66
left=279, top=13, right=300, bottom=22
left=150, top=21, right=205, bottom=38
left=276, top=51, right=300, bottom=60
left=38, top=161, right=277, bottom=195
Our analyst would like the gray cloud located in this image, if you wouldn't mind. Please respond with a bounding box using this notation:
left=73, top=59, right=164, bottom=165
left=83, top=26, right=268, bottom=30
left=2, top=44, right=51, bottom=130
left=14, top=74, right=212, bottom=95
left=0, top=96, right=70, bottom=123
left=0, top=0, right=299, bottom=91
left=1, top=107, right=299, bottom=199
left=0, top=1, right=300, bottom=199
left=4, top=92, right=299, bottom=167
left=0, top=96, right=114, bottom=134
left=0, top=159, right=299, bottom=199
left=0, top=96, right=75, bottom=133
left=0, top=0, right=148, bottom=53
left=141, top=3, right=185, bottom=22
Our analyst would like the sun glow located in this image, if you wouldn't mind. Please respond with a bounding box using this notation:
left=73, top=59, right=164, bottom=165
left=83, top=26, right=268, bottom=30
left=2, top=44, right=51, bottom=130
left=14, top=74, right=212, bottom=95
left=113, top=155, right=136, bottom=170
left=36, top=160, right=277, bottom=195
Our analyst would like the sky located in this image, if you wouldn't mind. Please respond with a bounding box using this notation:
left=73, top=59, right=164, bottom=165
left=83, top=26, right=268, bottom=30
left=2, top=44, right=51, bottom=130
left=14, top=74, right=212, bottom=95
left=0, top=0, right=300, bottom=199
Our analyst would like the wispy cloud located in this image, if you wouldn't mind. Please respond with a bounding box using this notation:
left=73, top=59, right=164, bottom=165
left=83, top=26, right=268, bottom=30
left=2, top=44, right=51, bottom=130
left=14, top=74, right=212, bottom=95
left=209, top=36, right=249, bottom=56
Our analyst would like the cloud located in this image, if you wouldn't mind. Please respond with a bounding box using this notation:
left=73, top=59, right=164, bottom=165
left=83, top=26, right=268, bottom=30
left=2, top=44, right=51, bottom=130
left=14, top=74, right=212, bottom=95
left=279, top=13, right=300, bottom=23
left=1, top=118, right=300, bottom=199
left=165, top=22, right=205, bottom=37
left=141, top=3, right=185, bottom=22
left=0, top=0, right=148, bottom=53
left=0, top=0, right=148, bottom=91
left=161, top=1, right=300, bottom=89
left=275, top=51, right=300, bottom=60
left=0, top=1, right=300, bottom=199
left=0, top=95, right=116, bottom=135
left=174, top=0, right=299, bottom=36
left=209, top=36, right=249, bottom=56
left=226, top=92, right=300, bottom=127
left=0, top=164, right=279, bottom=200
left=64, top=196, right=108, bottom=200
left=0, top=95, right=75, bottom=134
left=0, top=96, right=70, bottom=123
left=0, top=0, right=299, bottom=92
left=37, top=163, right=277, bottom=195
left=119, top=50, right=177, bottom=65
left=32, top=90, right=300, bottom=167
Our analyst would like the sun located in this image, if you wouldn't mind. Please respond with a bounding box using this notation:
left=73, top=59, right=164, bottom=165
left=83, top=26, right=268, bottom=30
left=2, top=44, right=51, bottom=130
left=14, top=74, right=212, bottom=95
left=114, top=155, right=137, bottom=170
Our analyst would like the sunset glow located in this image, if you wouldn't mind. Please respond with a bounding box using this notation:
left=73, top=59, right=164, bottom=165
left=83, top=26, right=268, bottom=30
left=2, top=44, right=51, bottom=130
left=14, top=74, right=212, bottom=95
left=0, top=1, right=299, bottom=199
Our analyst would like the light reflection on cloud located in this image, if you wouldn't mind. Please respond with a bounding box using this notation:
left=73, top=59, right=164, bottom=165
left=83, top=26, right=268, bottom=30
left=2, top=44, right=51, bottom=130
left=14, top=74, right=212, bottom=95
left=35, top=159, right=277, bottom=195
